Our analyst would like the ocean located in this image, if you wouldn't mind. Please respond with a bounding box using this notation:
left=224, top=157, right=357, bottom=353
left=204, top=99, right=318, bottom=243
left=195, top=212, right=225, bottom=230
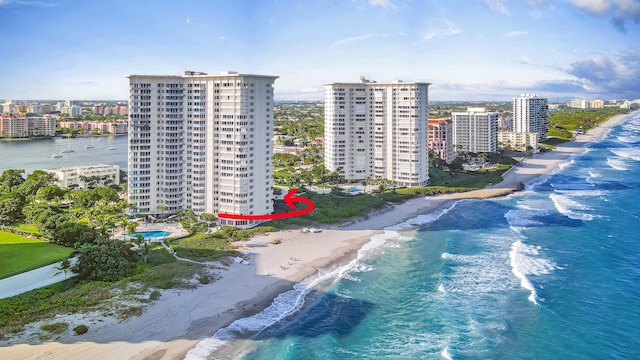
left=0, top=135, right=128, bottom=174
left=190, top=112, right=640, bottom=359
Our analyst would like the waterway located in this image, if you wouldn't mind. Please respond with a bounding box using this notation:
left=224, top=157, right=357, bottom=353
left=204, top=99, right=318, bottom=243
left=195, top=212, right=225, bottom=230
left=0, top=135, right=128, bottom=174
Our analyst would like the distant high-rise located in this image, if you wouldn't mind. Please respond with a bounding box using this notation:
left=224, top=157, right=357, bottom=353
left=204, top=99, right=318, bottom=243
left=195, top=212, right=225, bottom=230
left=513, top=94, right=548, bottom=141
left=127, top=71, right=277, bottom=228
left=324, top=78, right=430, bottom=187
left=451, top=108, right=498, bottom=153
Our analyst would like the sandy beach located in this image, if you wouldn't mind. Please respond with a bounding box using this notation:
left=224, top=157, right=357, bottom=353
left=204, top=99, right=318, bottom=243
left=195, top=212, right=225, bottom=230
left=0, top=111, right=634, bottom=360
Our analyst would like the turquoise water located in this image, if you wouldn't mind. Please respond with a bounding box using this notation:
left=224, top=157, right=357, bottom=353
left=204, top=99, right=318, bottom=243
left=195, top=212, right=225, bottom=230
left=129, top=231, right=171, bottom=239
left=188, top=112, right=640, bottom=359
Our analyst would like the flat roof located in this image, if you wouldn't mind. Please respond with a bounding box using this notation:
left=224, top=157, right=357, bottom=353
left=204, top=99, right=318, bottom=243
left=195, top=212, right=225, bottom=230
left=126, top=71, right=278, bottom=79
left=323, top=81, right=431, bottom=86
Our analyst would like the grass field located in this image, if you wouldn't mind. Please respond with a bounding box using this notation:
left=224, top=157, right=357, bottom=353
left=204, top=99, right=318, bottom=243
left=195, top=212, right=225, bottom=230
left=0, top=231, right=74, bottom=279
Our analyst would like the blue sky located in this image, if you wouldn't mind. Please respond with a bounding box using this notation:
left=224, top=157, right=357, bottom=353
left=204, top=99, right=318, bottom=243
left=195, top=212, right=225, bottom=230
left=1, top=0, right=639, bottom=101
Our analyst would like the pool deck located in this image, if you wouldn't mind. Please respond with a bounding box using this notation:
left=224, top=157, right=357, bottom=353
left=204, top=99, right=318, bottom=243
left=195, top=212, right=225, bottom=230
left=115, top=221, right=188, bottom=242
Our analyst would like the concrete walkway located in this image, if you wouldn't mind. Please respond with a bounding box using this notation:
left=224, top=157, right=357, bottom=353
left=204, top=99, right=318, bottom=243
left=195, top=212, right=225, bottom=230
left=0, top=258, right=78, bottom=299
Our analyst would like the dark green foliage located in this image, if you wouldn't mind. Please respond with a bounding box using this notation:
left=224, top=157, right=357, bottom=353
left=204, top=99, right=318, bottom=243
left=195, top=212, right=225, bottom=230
left=0, top=169, right=25, bottom=195
left=76, top=239, right=136, bottom=281
left=0, top=197, right=26, bottom=225
left=22, top=203, right=69, bottom=233
left=73, top=324, right=88, bottom=335
left=53, top=221, right=99, bottom=246
left=149, top=290, right=161, bottom=300
left=17, top=170, right=56, bottom=197
left=73, top=187, right=119, bottom=208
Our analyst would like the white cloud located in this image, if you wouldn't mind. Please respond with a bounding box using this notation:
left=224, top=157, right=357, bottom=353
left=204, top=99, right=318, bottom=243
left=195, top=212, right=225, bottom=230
left=566, top=0, right=640, bottom=32
left=569, top=0, right=611, bottom=15
left=368, top=0, right=397, bottom=10
left=330, top=33, right=375, bottom=47
left=505, top=30, right=529, bottom=37
left=483, top=0, right=511, bottom=15
left=421, top=20, right=461, bottom=41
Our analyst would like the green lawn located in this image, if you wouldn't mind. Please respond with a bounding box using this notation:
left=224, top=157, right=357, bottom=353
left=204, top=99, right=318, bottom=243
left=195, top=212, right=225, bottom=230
left=0, top=231, right=74, bottom=279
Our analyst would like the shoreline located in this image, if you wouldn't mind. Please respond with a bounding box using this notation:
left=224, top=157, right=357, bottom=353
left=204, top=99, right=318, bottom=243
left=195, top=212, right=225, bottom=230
left=1, top=110, right=636, bottom=360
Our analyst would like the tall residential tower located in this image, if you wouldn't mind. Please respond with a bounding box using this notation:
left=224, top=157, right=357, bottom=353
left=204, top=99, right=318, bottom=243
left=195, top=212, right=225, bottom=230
left=324, top=78, right=431, bottom=187
left=512, top=94, right=548, bottom=142
left=127, top=71, right=277, bottom=227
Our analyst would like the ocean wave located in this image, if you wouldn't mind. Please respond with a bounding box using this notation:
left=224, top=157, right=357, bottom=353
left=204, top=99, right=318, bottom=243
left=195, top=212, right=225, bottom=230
left=609, top=148, right=640, bottom=161
left=509, top=240, right=557, bottom=304
left=504, top=207, right=547, bottom=228
left=549, top=193, right=595, bottom=221
left=186, top=229, right=401, bottom=360
left=617, top=135, right=640, bottom=144
left=386, top=201, right=459, bottom=231
left=440, top=239, right=515, bottom=295
left=441, top=344, right=453, bottom=360
left=606, top=157, right=629, bottom=171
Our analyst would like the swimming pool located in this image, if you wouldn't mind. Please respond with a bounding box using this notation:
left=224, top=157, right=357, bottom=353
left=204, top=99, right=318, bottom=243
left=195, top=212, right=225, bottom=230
left=347, top=187, right=364, bottom=194
left=128, top=231, right=171, bottom=239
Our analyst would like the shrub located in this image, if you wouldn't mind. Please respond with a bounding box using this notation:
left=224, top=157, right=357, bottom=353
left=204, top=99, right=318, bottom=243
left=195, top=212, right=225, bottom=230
left=40, top=322, right=68, bottom=334
left=73, top=324, right=88, bottom=335
left=149, top=290, right=161, bottom=301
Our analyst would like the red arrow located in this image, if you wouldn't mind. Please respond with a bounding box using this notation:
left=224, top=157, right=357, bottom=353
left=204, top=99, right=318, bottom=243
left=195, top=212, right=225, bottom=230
left=217, top=188, right=314, bottom=221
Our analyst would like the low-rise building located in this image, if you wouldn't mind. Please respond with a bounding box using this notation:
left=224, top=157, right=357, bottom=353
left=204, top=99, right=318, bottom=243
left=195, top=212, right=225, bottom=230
left=46, top=164, right=120, bottom=189
left=0, top=116, right=56, bottom=138
left=498, top=131, right=539, bottom=152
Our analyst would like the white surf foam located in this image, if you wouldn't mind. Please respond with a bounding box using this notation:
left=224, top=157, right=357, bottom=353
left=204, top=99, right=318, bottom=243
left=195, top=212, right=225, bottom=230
left=509, top=240, right=557, bottom=304
left=609, top=148, right=640, bottom=161
left=504, top=207, right=546, bottom=228
left=387, top=201, right=459, bottom=231
left=441, top=344, right=453, bottom=360
left=607, top=157, right=629, bottom=171
left=617, top=135, right=640, bottom=144
left=440, top=235, right=516, bottom=295
left=588, top=170, right=601, bottom=178
left=186, top=227, right=408, bottom=359
left=549, top=193, right=595, bottom=221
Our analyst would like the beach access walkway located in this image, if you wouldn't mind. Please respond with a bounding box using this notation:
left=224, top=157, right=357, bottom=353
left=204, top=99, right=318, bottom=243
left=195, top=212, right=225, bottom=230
left=0, top=257, right=78, bottom=299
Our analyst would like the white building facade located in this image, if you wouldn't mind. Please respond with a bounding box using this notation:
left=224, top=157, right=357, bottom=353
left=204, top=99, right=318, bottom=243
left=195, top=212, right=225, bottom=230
left=513, top=94, right=548, bottom=142
left=451, top=108, right=498, bottom=153
left=324, top=79, right=430, bottom=187
left=46, top=164, right=120, bottom=189
left=127, top=71, right=277, bottom=227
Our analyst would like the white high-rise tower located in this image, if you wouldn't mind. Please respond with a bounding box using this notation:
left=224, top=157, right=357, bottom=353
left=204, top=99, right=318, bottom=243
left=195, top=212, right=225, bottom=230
left=512, top=94, right=548, bottom=141
left=324, top=78, right=430, bottom=187
left=127, top=71, right=277, bottom=228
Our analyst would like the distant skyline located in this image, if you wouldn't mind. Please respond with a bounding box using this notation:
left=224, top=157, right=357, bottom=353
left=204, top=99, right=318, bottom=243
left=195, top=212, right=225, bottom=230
left=1, top=0, right=639, bottom=101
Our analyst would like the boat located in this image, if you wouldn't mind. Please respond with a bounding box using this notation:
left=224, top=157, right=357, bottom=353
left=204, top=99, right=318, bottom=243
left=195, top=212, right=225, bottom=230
left=52, top=145, right=63, bottom=158
left=85, top=135, right=94, bottom=149
left=107, top=147, right=116, bottom=150
left=60, top=135, right=74, bottom=153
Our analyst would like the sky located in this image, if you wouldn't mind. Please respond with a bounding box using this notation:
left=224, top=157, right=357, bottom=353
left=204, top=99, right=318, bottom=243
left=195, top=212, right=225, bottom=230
left=0, top=0, right=639, bottom=102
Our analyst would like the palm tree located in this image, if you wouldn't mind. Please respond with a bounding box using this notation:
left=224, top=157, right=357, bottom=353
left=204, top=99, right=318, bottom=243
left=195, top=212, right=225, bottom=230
left=156, top=204, right=166, bottom=220
left=54, top=258, right=73, bottom=280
